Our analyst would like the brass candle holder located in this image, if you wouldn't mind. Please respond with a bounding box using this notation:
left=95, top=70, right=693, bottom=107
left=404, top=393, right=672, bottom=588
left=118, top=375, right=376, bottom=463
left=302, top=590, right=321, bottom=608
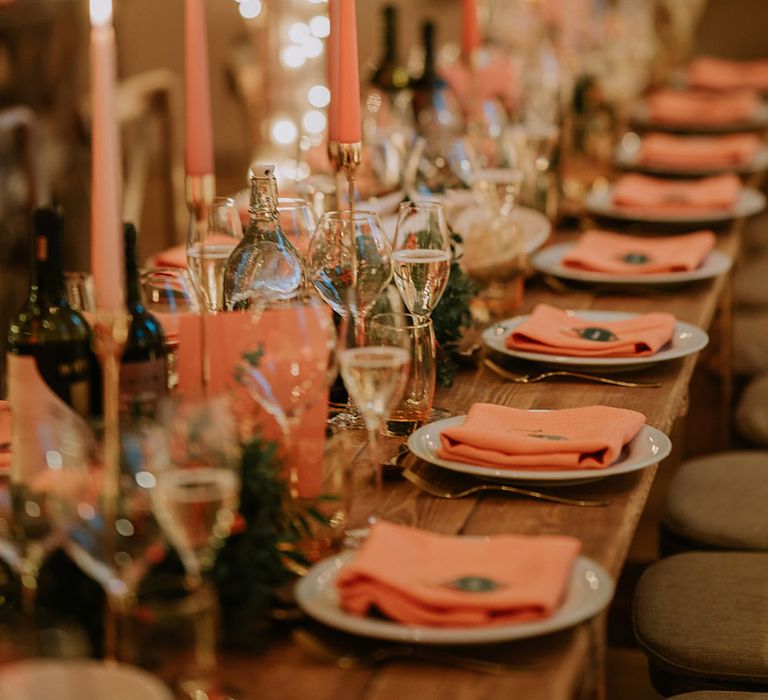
left=185, top=173, right=216, bottom=390
left=91, top=309, right=130, bottom=660
left=328, top=140, right=361, bottom=212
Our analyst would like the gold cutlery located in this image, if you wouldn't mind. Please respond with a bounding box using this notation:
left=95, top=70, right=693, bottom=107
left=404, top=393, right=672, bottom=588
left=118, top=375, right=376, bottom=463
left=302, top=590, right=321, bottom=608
left=292, top=628, right=537, bottom=674
left=403, top=465, right=609, bottom=507
left=483, top=358, right=661, bottom=388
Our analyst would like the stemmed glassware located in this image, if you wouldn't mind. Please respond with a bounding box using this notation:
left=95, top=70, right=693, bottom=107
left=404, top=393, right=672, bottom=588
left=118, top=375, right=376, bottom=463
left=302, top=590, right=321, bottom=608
left=503, top=123, right=559, bottom=213
left=187, top=196, right=243, bottom=312
left=236, top=290, right=337, bottom=500
left=277, top=198, right=318, bottom=263
left=307, top=210, right=393, bottom=343
left=141, top=267, right=201, bottom=390
left=337, top=291, right=410, bottom=506
left=392, top=201, right=451, bottom=318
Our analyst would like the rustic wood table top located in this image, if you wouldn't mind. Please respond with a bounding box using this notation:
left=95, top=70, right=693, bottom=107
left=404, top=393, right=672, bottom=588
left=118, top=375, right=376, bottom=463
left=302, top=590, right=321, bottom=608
left=219, top=213, right=745, bottom=700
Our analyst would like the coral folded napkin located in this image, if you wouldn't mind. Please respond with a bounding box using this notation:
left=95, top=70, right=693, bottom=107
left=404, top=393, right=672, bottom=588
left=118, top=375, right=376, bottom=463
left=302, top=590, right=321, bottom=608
left=645, top=88, right=759, bottom=126
left=637, top=133, right=761, bottom=169
left=612, top=173, right=742, bottom=215
left=505, top=303, right=676, bottom=357
left=336, top=520, right=581, bottom=627
left=438, top=403, right=646, bottom=470
left=562, top=229, right=716, bottom=274
left=149, top=244, right=187, bottom=269
left=688, top=56, right=768, bottom=92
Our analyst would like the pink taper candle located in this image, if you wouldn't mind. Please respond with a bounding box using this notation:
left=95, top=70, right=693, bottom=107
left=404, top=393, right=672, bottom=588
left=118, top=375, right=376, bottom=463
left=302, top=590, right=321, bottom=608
left=461, top=0, right=480, bottom=63
left=184, top=0, right=215, bottom=176
left=335, top=0, right=361, bottom=143
left=90, top=0, right=124, bottom=313
left=327, top=0, right=340, bottom=142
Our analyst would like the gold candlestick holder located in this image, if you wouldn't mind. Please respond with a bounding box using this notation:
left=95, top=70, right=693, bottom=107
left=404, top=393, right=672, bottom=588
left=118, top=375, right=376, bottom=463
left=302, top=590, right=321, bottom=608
left=186, top=173, right=216, bottom=390
left=328, top=140, right=361, bottom=212
left=91, top=309, right=130, bottom=660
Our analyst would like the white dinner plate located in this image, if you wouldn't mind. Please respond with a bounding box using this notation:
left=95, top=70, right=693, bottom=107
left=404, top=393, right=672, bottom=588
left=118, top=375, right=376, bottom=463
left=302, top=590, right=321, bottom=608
left=531, top=242, right=733, bottom=285
left=482, top=310, right=709, bottom=371
left=453, top=205, right=552, bottom=256
left=295, top=551, right=614, bottom=645
left=584, top=185, right=766, bottom=225
left=0, top=660, right=173, bottom=700
left=614, top=141, right=768, bottom=177
left=630, top=100, right=768, bottom=134
left=407, top=414, right=671, bottom=485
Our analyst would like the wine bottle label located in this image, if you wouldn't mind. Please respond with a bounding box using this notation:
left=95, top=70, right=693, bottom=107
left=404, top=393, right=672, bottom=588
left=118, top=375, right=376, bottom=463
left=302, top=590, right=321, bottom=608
left=119, top=356, right=168, bottom=418
left=7, top=354, right=95, bottom=482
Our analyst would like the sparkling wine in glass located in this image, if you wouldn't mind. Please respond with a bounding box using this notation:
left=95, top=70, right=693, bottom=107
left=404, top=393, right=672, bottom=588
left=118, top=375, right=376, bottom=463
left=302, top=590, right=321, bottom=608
left=392, top=201, right=451, bottom=317
left=337, top=293, right=410, bottom=513
left=187, top=196, right=243, bottom=312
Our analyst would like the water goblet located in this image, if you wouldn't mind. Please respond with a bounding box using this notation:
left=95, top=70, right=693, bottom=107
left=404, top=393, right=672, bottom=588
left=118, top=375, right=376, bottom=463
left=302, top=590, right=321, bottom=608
left=277, top=197, right=318, bottom=262
left=187, top=196, right=243, bottom=312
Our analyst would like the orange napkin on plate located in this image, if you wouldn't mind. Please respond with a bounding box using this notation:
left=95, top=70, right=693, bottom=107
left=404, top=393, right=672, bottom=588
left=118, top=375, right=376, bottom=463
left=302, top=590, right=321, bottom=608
left=645, top=88, right=759, bottom=126
left=505, top=303, right=676, bottom=357
left=688, top=56, right=768, bottom=92
left=562, top=229, right=716, bottom=274
left=335, top=520, right=581, bottom=627
left=0, top=400, right=9, bottom=470
left=612, top=173, right=742, bottom=215
left=438, top=403, right=646, bottom=470
left=637, top=133, right=761, bottom=169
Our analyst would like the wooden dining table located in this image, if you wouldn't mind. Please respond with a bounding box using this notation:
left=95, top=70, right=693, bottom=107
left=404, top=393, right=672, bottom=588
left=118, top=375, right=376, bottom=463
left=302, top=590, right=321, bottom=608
left=217, top=194, right=755, bottom=700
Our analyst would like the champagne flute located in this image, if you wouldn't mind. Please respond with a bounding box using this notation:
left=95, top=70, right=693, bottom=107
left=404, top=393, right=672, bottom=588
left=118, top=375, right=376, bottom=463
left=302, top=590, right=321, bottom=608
left=187, top=196, right=243, bottom=312
left=392, top=201, right=451, bottom=318
left=337, top=292, right=410, bottom=504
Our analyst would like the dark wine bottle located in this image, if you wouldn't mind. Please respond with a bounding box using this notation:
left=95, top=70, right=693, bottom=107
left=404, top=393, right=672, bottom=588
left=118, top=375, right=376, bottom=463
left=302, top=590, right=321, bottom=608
left=410, top=20, right=460, bottom=130
left=120, top=223, right=168, bottom=419
left=7, top=206, right=98, bottom=419
left=369, top=5, right=409, bottom=92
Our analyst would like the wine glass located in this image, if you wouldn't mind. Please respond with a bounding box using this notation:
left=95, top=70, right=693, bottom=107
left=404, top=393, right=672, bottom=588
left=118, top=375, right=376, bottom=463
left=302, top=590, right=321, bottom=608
left=277, top=198, right=317, bottom=262
left=463, top=168, right=527, bottom=317
left=392, top=201, right=451, bottom=318
left=151, top=396, right=241, bottom=583
left=236, top=291, right=337, bottom=501
left=307, top=210, right=393, bottom=344
left=503, top=122, right=559, bottom=212
left=187, top=196, right=243, bottom=312
left=337, top=293, right=410, bottom=506
left=141, top=267, right=200, bottom=390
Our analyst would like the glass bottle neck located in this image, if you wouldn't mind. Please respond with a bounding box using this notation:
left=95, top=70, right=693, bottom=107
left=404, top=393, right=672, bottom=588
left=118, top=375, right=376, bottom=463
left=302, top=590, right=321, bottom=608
left=32, top=231, right=67, bottom=306
left=124, top=239, right=143, bottom=309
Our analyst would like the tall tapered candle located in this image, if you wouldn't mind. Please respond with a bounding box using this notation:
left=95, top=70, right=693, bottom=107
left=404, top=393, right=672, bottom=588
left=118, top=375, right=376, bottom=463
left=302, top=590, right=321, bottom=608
left=327, top=0, right=340, bottom=142
left=90, top=0, right=124, bottom=313
left=333, top=0, right=361, bottom=144
left=461, top=0, right=480, bottom=64
left=184, top=0, right=214, bottom=176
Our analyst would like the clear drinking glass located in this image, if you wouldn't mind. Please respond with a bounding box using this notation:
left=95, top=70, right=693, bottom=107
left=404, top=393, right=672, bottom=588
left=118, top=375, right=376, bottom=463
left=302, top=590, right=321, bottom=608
left=236, top=290, right=337, bottom=500
left=141, top=268, right=200, bottom=390
left=369, top=313, right=436, bottom=434
left=307, top=210, right=393, bottom=342
left=187, top=196, right=243, bottom=312
left=392, top=201, right=451, bottom=318
left=277, top=197, right=318, bottom=261
left=337, top=294, right=410, bottom=501
left=464, top=168, right=527, bottom=317
left=503, top=122, right=559, bottom=212
left=63, top=272, right=96, bottom=313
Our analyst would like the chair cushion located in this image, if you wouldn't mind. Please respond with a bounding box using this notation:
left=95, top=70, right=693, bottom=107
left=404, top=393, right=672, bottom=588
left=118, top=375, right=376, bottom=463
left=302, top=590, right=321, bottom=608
left=736, top=374, right=768, bottom=446
left=734, top=258, right=768, bottom=307
left=734, top=312, right=768, bottom=376
left=634, top=552, right=768, bottom=691
left=663, top=451, right=768, bottom=550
